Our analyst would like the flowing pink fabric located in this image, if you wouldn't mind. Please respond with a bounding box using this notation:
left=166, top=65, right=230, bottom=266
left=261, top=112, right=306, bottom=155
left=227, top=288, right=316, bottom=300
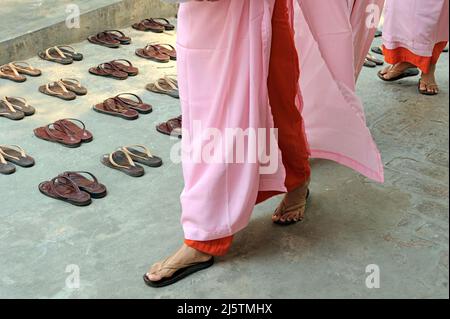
left=382, top=0, right=449, bottom=57
left=178, top=0, right=384, bottom=241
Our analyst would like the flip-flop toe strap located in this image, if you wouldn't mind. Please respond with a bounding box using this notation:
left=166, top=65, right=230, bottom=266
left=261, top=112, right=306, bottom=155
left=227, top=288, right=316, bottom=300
left=122, top=144, right=153, bottom=160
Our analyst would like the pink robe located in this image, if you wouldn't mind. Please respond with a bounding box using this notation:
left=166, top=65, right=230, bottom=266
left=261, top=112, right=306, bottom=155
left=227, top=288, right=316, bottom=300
left=383, top=0, right=449, bottom=57
left=178, top=0, right=384, bottom=241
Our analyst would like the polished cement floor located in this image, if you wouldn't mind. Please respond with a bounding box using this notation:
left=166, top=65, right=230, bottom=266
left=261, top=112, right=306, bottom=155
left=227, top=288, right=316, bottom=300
left=0, top=25, right=448, bottom=298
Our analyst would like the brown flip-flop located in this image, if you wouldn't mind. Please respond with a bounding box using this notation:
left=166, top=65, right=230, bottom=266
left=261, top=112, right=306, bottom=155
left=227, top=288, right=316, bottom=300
left=0, top=145, right=35, bottom=168
left=93, top=98, right=139, bottom=120
left=89, top=63, right=129, bottom=80
left=88, top=32, right=121, bottom=48
left=0, top=98, right=25, bottom=121
left=103, top=30, right=131, bottom=44
left=62, top=171, right=107, bottom=198
left=113, top=93, right=152, bottom=114
left=156, top=115, right=182, bottom=138
left=418, top=79, right=439, bottom=96
left=8, top=62, right=42, bottom=76
left=39, top=81, right=77, bottom=100
left=132, top=19, right=165, bottom=33
left=54, top=118, right=93, bottom=143
left=60, top=78, right=88, bottom=95
left=101, top=150, right=145, bottom=177
left=39, top=176, right=92, bottom=206
left=109, top=60, right=139, bottom=76
left=0, top=65, right=27, bottom=82
left=148, top=18, right=175, bottom=31
left=136, top=45, right=170, bottom=63
left=38, top=47, right=73, bottom=64
left=152, top=44, right=177, bottom=60
left=34, top=122, right=82, bottom=148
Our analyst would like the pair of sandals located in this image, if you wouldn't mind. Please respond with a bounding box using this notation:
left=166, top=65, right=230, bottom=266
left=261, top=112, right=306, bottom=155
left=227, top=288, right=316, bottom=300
left=377, top=64, right=439, bottom=95
left=39, top=172, right=107, bottom=207
left=0, top=145, right=35, bottom=175
left=34, top=119, right=93, bottom=148
left=147, top=76, right=179, bottom=99
left=157, top=115, right=182, bottom=138
left=38, top=46, right=83, bottom=65
left=89, top=60, right=139, bottom=80
left=101, top=145, right=163, bottom=177
left=39, top=79, right=87, bottom=101
left=88, top=30, right=131, bottom=48
left=132, top=18, right=175, bottom=33
left=93, top=93, right=152, bottom=120
left=136, top=44, right=176, bottom=63
left=0, top=62, right=41, bottom=82
left=0, top=97, right=35, bottom=121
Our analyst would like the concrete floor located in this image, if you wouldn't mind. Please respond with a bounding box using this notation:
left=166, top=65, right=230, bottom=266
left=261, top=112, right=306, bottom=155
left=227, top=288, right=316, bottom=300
left=0, top=27, right=448, bottom=298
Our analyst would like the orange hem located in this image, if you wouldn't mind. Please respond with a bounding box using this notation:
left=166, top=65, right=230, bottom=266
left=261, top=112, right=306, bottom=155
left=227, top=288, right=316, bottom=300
left=382, top=41, right=448, bottom=74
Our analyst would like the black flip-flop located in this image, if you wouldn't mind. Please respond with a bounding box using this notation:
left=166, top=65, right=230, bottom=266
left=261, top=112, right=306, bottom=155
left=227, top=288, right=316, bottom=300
left=0, top=145, right=35, bottom=167
left=143, top=258, right=214, bottom=288
left=371, top=46, right=384, bottom=55
left=377, top=67, right=420, bottom=82
left=121, top=145, right=163, bottom=168
left=101, top=150, right=145, bottom=177
left=0, top=154, right=16, bottom=175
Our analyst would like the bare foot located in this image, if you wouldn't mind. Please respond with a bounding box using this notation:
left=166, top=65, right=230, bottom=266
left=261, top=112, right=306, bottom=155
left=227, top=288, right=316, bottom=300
left=145, top=244, right=212, bottom=282
left=272, top=180, right=310, bottom=224
left=379, top=62, right=416, bottom=80
left=419, top=64, right=439, bottom=95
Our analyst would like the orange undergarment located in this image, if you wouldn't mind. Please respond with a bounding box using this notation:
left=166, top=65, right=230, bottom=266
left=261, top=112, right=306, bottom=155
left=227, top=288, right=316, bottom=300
left=383, top=41, right=448, bottom=74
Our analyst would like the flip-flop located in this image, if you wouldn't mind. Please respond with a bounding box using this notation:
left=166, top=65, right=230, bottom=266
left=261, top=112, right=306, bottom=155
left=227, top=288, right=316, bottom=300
left=34, top=122, right=82, bottom=148
left=60, top=78, right=88, bottom=95
left=8, top=62, right=41, bottom=76
left=39, top=81, right=77, bottom=100
left=101, top=150, right=145, bottom=177
left=3, top=97, right=35, bottom=116
left=93, top=98, right=139, bottom=120
left=377, top=67, right=420, bottom=82
left=0, top=99, right=25, bottom=121
left=0, top=145, right=35, bottom=168
left=371, top=46, right=384, bottom=55
left=364, top=59, right=376, bottom=68
left=149, top=18, right=175, bottom=31
left=89, top=63, right=129, bottom=80
left=136, top=45, right=170, bottom=63
left=146, top=76, right=179, bottom=98
left=103, top=30, right=131, bottom=44
left=143, top=257, right=214, bottom=288
left=0, top=65, right=27, bottom=82
left=109, top=60, right=139, bottom=76
left=54, top=118, right=93, bottom=143
left=121, top=145, right=163, bottom=167
left=273, top=189, right=311, bottom=226
left=113, top=93, right=152, bottom=114
left=56, top=46, right=83, bottom=61
left=0, top=153, right=16, bottom=175
left=62, top=171, right=107, bottom=198
left=38, top=47, right=73, bottom=64
left=88, top=32, right=121, bottom=48
left=418, top=79, right=439, bottom=96
left=152, top=44, right=177, bottom=60
left=132, top=19, right=165, bottom=33
left=39, top=176, right=92, bottom=206
left=156, top=115, right=182, bottom=138
left=366, top=54, right=384, bottom=65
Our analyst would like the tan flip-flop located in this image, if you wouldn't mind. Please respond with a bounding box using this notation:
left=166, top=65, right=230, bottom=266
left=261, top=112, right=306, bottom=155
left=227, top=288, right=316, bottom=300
left=60, top=78, right=88, bottom=95
left=0, top=98, right=25, bottom=120
left=3, top=97, right=35, bottom=116
left=38, top=46, right=73, bottom=65
left=0, top=64, right=27, bottom=82
left=8, top=62, right=41, bottom=76
left=39, top=81, right=77, bottom=100
left=101, top=150, right=145, bottom=177
left=146, top=76, right=179, bottom=99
